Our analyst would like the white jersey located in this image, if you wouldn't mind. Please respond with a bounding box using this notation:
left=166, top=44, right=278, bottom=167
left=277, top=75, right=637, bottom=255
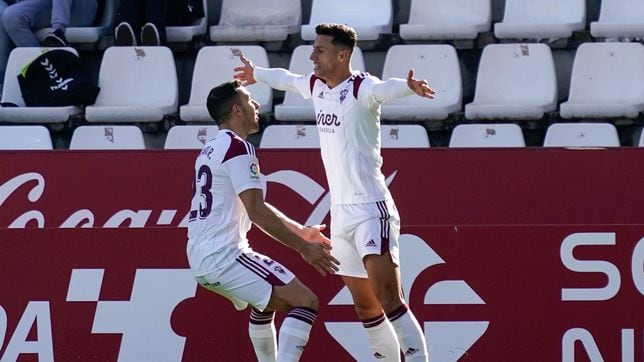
left=187, top=129, right=264, bottom=277
left=255, top=67, right=413, bottom=204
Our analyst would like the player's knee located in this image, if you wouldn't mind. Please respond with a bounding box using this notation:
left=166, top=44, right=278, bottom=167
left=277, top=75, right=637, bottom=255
left=296, top=290, right=319, bottom=310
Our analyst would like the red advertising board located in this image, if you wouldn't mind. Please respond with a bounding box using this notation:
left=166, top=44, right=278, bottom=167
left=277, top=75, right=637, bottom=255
left=0, top=149, right=643, bottom=361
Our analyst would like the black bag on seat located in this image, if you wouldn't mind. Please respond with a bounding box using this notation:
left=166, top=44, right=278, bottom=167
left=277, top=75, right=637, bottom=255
left=17, top=49, right=100, bottom=107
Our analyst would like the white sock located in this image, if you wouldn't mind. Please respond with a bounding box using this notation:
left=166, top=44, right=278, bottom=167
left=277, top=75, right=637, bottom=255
left=362, top=313, right=401, bottom=362
left=277, top=307, right=316, bottom=362
left=387, top=305, right=428, bottom=362
left=249, top=308, right=277, bottom=362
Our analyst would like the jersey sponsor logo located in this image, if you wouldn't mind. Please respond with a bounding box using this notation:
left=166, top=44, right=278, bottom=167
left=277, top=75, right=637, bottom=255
left=249, top=161, right=260, bottom=181
left=316, top=110, right=340, bottom=127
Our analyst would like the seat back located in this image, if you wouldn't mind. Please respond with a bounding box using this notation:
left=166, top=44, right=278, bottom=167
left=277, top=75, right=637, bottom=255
left=93, top=46, right=177, bottom=108
left=187, top=46, right=272, bottom=114
left=465, top=43, right=557, bottom=120
left=302, top=0, right=392, bottom=40
left=501, top=0, right=585, bottom=24
left=381, top=45, right=462, bottom=118
left=69, top=125, right=145, bottom=149
left=36, top=0, right=116, bottom=44
left=449, top=124, right=526, bottom=147
left=164, top=125, right=219, bottom=149
left=401, top=0, right=491, bottom=40
left=219, top=0, right=300, bottom=29
left=166, top=0, right=208, bottom=42
left=259, top=125, right=320, bottom=148
left=2, top=47, right=78, bottom=107
left=0, top=125, right=53, bottom=150
left=380, top=125, right=430, bottom=148
left=543, top=123, right=620, bottom=147
left=567, top=42, right=644, bottom=105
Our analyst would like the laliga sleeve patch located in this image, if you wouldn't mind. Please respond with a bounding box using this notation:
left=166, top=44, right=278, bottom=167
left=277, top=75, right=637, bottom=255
left=249, top=161, right=260, bottom=182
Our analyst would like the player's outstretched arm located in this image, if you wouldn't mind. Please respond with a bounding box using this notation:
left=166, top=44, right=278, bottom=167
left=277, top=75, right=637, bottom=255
left=407, top=69, right=435, bottom=99
left=240, top=189, right=340, bottom=276
left=232, top=50, right=257, bottom=87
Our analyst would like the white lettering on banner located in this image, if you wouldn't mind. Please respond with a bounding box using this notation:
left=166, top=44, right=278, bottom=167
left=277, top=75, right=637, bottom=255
left=326, top=234, right=488, bottom=362
left=562, top=328, right=638, bottom=362
left=560, top=233, right=621, bottom=301
left=0, top=302, right=53, bottom=362
left=0, top=173, right=45, bottom=228
left=67, top=269, right=197, bottom=361
left=561, top=233, right=644, bottom=301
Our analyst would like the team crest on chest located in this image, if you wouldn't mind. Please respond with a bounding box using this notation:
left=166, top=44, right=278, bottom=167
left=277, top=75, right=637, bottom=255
left=339, top=88, right=348, bottom=104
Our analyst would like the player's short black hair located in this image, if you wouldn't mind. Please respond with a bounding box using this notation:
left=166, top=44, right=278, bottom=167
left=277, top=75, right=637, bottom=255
left=315, top=23, right=357, bottom=50
left=206, top=79, right=242, bottom=125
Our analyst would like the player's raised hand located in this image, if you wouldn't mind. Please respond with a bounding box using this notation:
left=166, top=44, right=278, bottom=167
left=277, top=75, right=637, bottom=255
left=300, top=239, right=340, bottom=276
left=232, top=48, right=257, bottom=87
left=407, top=69, right=435, bottom=99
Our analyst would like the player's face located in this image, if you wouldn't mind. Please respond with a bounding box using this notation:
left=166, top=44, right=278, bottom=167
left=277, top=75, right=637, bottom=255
left=310, top=35, right=343, bottom=79
left=236, top=88, right=260, bottom=135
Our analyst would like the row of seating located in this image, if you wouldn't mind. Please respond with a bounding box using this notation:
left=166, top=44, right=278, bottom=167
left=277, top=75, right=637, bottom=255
left=0, top=123, right=632, bottom=150
left=3, top=41, right=642, bottom=125
left=49, top=0, right=644, bottom=47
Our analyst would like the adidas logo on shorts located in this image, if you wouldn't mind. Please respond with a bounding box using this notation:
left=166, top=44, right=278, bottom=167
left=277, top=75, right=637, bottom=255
left=365, top=239, right=377, bottom=247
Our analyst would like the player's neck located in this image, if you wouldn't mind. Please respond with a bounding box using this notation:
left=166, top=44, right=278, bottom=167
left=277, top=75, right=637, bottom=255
left=221, top=125, right=247, bottom=140
left=325, top=68, right=353, bottom=89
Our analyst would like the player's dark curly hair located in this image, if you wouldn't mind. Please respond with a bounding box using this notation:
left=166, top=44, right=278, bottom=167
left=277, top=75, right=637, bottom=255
left=206, top=79, right=242, bottom=125
left=315, top=23, right=357, bottom=50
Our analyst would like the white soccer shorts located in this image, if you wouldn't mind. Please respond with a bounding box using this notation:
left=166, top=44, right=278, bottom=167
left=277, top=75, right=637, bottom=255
left=330, top=199, right=401, bottom=278
left=196, top=250, right=295, bottom=311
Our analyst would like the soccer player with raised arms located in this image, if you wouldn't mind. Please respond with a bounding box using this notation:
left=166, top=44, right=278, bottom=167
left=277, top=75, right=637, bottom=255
left=234, top=23, right=435, bottom=362
left=186, top=80, right=339, bottom=362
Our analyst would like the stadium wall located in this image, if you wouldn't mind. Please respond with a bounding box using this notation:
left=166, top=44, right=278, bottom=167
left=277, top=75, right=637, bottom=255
left=0, top=148, right=642, bottom=361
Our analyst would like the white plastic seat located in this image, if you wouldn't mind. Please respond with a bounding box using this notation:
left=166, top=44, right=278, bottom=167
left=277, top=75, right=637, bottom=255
left=381, top=45, right=462, bottom=121
left=448, top=123, right=526, bottom=147
left=0, top=47, right=81, bottom=123
left=69, top=125, right=145, bottom=149
left=259, top=125, right=320, bottom=148
left=465, top=43, right=557, bottom=120
left=301, top=0, right=392, bottom=41
left=0, top=125, right=53, bottom=149
left=494, top=0, right=586, bottom=41
left=85, top=46, right=178, bottom=123
left=399, top=0, right=491, bottom=40
left=543, top=123, right=620, bottom=147
left=180, top=46, right=272, bottom=122
left=36, top=0, right=116, bottom=44
left=380, top=124, right=430, bottom=148
left=167, top=0, right=208, bottom=42
left=210, top=0, right=300, bottom=42
left=164, top=125, right=218, bottom=149
left=274, top=45, right=364, bottom=121
left=560, top=42, right=644, bottom=119
left=591, top=0, right=644, bottom=39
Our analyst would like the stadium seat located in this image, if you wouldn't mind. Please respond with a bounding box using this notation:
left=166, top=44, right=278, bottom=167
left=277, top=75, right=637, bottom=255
left=180, top=46, right=272, bottom=122
left=494, top=0, right=586, bottom=41
left=259, top=124, right=319, bottom=148
left=381, top=45, right=462, bottom=121
left=274, top=45, right=364, bottom=121
left=465, top=43, right=557, bottom=120
left=448, top=123, right=526, bottom=147
left=638, top=128, right=644, bottom=147
left=164, top=125, right=218, bottom=149
left=210, top=0, right=301, bottom=42
left=381, top=124, right=430, bottom=148
left=167, top=0, right=208, bottom=43
left=543, top=123, right=620, bottom=147
left=69, top=125, right=145, bottom=149
left=301, top=0, right=392, bottom=41
left=36, top=0, right=116, bottom=45
left=560, top=42, right=644, bottom=119
left=591, top=0, right=644, bottom=39
left=0, top=125, right=53, bottom=150
left=85, top=46, right=178, bottom=123
left=0, top=47, right=82, bottom=123
left=399, top=0, right=491, bottom=41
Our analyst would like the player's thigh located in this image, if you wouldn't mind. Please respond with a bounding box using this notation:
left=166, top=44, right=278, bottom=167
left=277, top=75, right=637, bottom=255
left=267, top=277, right=318, bottom=312
left=197, top=251, right=295, bottom=312
left=363, top=253, right=403, bottom=304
